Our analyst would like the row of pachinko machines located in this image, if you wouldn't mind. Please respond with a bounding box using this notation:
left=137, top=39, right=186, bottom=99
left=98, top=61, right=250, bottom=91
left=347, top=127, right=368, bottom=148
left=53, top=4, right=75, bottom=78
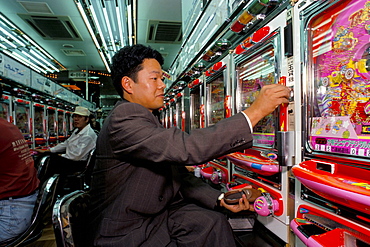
left=160, top=0, right=370, bottom=246
left=0, top=82, right=76, bottom=150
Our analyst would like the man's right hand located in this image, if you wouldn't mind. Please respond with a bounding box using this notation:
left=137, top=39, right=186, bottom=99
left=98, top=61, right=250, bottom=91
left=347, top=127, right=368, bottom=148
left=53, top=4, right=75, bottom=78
left=34, top=148, right=50, bottom=153
left=243, top=84, right=291, bottom=127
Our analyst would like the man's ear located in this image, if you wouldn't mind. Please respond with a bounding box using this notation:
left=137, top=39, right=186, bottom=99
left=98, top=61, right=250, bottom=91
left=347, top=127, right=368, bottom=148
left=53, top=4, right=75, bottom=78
left=121, top=76, right=134, bottom=94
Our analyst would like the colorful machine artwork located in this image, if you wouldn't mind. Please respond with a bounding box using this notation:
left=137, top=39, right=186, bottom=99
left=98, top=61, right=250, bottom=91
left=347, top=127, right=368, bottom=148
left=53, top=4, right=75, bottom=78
left=310, top=0, right=370, bottom=157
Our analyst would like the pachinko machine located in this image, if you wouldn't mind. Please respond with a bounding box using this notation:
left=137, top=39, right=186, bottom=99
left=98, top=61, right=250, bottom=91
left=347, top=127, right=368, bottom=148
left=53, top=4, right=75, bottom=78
left=13, top=96, right=32, bottom=147
left=0, top=94, right=11, bottom=121
left=198, top=57, right=232, bottom=188
left=291, top=0, right=370, bottom=245
left=225, top=8, right=296, bottom=244
left=46, top=105, right=57, bottom=146
left=32, top=103, right=47, bottom=147
left=188, top=78, right=203, bottom=130
left=57, top=109, right=67, bottom=142
left=65, top=111, right=73, bottom=137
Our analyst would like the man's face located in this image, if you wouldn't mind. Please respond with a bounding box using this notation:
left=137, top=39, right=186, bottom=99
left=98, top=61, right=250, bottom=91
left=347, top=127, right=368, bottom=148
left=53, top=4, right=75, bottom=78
left=126, top=58, right=165, bottom=111
left=73, top=114, right=89, bottom=130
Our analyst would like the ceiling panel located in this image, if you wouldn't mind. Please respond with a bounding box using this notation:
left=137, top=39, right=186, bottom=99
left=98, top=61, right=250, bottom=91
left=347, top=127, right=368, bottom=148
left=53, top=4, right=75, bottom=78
left=137, top=0, right=182, bottom=71
left=1, top=0, right=105, bottom=71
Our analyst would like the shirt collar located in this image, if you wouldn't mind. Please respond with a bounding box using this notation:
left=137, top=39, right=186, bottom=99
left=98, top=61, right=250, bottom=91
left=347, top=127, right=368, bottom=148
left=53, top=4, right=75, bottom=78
left=74, top=124, right=90, bottom=135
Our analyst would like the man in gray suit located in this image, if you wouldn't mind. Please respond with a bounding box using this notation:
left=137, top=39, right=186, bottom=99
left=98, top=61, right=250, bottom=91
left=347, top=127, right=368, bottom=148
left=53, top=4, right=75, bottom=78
left=88, top=44, right=290, bottom=246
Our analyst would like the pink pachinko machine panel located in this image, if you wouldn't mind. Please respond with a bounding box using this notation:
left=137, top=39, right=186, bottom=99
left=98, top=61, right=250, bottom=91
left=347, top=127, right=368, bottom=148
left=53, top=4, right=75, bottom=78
left=291, top=0, right=370, bottom=245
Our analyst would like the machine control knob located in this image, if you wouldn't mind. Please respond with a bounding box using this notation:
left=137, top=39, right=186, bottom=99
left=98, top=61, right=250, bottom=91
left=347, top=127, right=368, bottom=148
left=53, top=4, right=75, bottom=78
left=253, top=191, right=279, bottom=216
left=211, top=169, right=222, bottom=184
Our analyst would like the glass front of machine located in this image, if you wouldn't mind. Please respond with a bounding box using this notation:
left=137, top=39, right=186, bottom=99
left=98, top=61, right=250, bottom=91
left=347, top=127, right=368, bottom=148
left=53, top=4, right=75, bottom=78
left=190, top=87, right=201, bottom=130
left=0, top=101, right=9, bottom=120
left=47, top=108, right=57, bottom=145
left=14, top=101, right=32, bottom=145
left=207, top=75, right=225, bottom=126
left=58, top=110, right=66, bottom=142
left=176, top=98, right=182, bottom=130
left=237, top=45, right=276, bottom=148
left=65, top=112, right=72, bottom=136
left=34, top=104, right=46, bottom=147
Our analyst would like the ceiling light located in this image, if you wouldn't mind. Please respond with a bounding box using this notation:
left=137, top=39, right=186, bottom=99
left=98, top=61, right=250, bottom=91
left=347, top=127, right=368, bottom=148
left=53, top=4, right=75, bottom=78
left=76, top=0, right=133, bottom=66
left=0, top=12, right=64, bottom=73
left=75, top=0, right=111, bottom=72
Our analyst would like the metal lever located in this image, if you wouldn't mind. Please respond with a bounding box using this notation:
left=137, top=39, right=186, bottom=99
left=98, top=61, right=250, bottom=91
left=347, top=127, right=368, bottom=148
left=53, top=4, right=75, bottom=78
left=277, top=131, right=295, bottom=166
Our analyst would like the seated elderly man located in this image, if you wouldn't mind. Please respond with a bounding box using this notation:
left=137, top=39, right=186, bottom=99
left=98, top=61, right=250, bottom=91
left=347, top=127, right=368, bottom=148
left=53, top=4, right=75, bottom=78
left=35, top=106, right=97, bottom=175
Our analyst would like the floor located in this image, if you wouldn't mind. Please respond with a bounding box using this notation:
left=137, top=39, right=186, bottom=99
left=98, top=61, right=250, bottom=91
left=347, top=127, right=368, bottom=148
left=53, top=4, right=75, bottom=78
left=234, top=221, right=286, bottom=247
left=25, top=225, right=56, bottom=247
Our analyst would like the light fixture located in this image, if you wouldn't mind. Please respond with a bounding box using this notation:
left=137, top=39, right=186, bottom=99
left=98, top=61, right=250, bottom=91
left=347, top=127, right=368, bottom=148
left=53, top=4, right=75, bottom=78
left=0, top=12, right=64, bottom=74
left=3, top=50, right=47, bottom=74
left=75, top=0, right=111, bottom=73
left=127, top=2, right=134, bottom=46
left=75, top=0, right=135, bottom=69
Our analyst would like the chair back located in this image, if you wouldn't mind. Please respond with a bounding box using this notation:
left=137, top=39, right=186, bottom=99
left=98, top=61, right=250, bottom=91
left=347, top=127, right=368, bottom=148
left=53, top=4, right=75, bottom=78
left=72, top=148, right=96, bottom=190
left=36, top=154, right=51, bottom=184
left=52, top=190, right=91, bottom=247
left=3, top=174, right=60, bottom=247
left=83, top=148, right=96, bottom=172
left=61, top=149, right=96, bottom=194
left=81, top=148, right=96, bottom=189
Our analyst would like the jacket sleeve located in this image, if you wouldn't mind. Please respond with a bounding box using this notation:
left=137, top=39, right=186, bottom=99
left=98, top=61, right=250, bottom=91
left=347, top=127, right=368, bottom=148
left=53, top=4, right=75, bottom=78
left=108, top=102, right=253, bottom=165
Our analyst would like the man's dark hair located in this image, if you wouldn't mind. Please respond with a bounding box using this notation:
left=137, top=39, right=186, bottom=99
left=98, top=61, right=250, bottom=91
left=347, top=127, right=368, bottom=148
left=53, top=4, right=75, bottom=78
left=110, top=44, right=164, bottom=98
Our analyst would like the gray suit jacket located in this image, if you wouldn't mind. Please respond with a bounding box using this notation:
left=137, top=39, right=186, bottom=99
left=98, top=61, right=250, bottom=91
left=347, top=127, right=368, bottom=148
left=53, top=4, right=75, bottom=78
left=88, top=99, right=253, bottom=246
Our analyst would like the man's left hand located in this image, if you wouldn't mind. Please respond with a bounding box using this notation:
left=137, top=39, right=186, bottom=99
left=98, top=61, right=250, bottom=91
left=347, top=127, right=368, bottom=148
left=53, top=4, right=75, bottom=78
left=220, top=185, right=255, bottom=212
left=220, top=194, right=254, bottom=212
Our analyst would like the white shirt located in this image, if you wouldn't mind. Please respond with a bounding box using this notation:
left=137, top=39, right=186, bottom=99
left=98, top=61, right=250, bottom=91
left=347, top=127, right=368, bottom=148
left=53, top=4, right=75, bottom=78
left=50, top=124, right=97, bottom=161
left=241, top=111, right=253, bottom=132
